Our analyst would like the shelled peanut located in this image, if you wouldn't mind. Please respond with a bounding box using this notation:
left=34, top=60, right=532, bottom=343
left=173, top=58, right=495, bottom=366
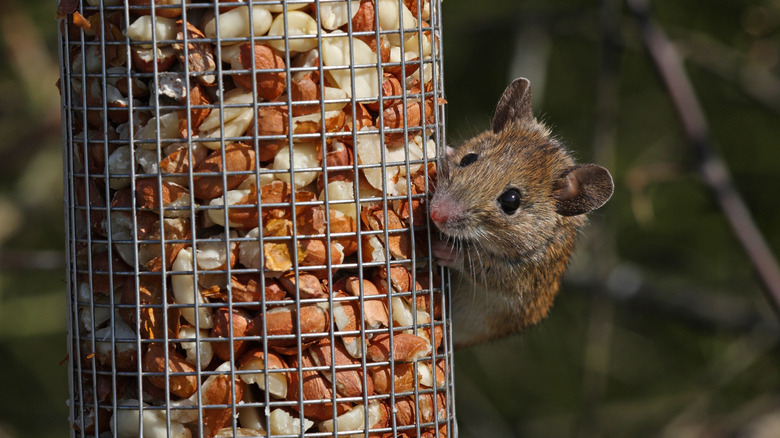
left=63, top=0, right=449, bottom=436
left=78, top=271, right=449, bottom=437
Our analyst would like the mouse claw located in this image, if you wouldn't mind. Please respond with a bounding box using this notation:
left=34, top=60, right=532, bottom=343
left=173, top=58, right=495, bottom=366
left=431, top=239, right=460, bottom=268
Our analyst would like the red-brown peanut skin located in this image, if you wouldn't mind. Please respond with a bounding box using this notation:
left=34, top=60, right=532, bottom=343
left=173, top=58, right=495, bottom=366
left=143, top=343, right=198, bottom=398
left=210, top=307, right=252, bottom=361
left=192, top=142, right=256, bottom=200
left=233, top=43, right=286, bottom=101
left=286, top=352, right=351, bottom=421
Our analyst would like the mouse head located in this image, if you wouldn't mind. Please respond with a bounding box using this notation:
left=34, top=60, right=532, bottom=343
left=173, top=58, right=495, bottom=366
left=430, top=78, right=614, bottom=259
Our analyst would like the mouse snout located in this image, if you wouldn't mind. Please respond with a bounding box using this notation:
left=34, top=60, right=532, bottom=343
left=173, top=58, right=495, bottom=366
left=429, top=206, right=448, bottom=226
left=429, top=194, right=464, bottom=230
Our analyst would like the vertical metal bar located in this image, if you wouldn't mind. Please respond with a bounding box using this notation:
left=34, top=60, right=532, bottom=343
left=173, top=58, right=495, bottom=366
left=96, top=0, right=124, bottom=435
left=58, top=11, right=79, bottom=438
left=427, top=1, right=454, bottom=434
left=75, top=2, right=101, bottom=436
left=116, top=2, right=137, bottom=436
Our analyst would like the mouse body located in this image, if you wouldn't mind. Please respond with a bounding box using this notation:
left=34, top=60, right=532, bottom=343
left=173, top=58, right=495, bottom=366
left=429, top=78, right=614, bottom=348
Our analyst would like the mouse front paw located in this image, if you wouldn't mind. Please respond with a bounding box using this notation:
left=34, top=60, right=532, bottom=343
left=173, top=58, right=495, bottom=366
left=431, top=238, right=463, bottom=269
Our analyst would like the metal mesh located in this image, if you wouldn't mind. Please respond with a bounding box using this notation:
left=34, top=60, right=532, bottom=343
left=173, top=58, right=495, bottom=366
left=58, top=0, right=453, bottom=437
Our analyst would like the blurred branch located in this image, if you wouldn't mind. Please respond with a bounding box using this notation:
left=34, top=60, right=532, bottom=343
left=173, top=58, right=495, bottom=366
left=677, top=31, right=780, bottom=115
left=569, top=264, right=777, bottom=336
left=626, top=0, right=780, bottom=316
left=616, top=278, right=775, bottom=334
left=660, top=329, right=780, bottom=437
left=0, top=250, right=65, bottom=271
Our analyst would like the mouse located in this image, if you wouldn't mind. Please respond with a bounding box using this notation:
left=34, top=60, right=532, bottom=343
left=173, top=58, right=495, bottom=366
left=429, top=78, right=614, bottom=348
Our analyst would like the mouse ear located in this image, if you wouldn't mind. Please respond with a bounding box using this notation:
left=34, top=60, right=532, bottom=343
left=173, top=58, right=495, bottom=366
left=492, top=78, right=533, bottom=134
left=553, top=164, right=614, bottom=216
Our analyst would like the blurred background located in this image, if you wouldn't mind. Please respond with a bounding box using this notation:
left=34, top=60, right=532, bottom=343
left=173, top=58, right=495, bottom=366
left=1, top=0, right=779, bottom=437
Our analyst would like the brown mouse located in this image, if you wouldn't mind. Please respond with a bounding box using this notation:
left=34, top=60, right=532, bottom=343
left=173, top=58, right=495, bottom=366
left=429, top=78, right=614, bottom=348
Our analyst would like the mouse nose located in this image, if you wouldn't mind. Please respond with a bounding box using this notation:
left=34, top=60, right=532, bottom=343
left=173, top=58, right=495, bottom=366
left=430, top=208, right=448, bottom=225
left=430, top=194, right=463, bottom=230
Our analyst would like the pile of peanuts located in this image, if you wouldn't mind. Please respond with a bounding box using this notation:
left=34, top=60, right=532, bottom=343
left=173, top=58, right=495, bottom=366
left=62, top=0, right=450, bottom=436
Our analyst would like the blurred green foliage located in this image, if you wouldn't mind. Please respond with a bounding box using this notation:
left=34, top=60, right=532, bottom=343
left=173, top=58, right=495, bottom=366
left=1, top=0, right=779, bottom=437
left=445, top=0, right=780, bottom=437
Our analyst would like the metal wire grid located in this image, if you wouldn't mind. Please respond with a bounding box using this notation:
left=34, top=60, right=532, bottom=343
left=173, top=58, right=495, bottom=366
left=59, top=0, right=453, bottom=437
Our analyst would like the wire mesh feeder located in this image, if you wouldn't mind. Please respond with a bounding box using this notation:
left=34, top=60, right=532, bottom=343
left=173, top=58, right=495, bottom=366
left=58, top=0, right=453, bottom=436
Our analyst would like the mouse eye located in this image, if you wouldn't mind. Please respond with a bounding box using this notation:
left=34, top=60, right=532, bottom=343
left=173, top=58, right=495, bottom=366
left=459, top=153, right=478, bottom=167
left=497, top=189, right=522, bottom=215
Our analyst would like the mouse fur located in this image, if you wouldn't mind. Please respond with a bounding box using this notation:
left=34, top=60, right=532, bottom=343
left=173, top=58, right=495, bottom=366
left=430, top=78, right=614, bottom=348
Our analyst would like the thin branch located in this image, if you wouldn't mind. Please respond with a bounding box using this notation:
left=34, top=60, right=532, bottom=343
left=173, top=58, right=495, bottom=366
left=660, top=329, right=780, bottom=436
left=678, top=31, right=780, bottom=114
left=0, top=250, right=65, bottom=271
left=569, top=270, right=778, bottom=336
left=626, top=0, right=780, bottom=316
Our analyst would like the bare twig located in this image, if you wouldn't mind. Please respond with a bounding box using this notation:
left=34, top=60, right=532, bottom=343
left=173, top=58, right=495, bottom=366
left=626, top=0, right=780, bottom=315
left=660, top=329, right=780, bottom=436
left=0, top=250, right=65, bottom=271
left=678, top=32, right=780, bottom=114
left=610, top=278, right=775, bottom=334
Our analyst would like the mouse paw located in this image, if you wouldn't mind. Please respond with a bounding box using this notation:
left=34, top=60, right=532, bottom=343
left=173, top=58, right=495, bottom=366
left=431, top=239, right=462, bottom=269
